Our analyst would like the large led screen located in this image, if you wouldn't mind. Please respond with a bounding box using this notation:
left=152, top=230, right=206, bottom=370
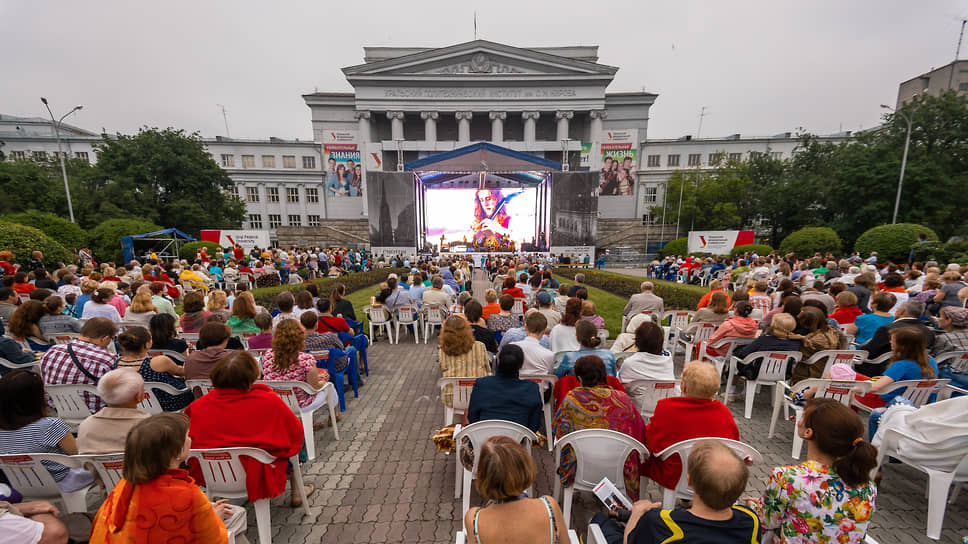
left=425, top=188, right=537, bottom=249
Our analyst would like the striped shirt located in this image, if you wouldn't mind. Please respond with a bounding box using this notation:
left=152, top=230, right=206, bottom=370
left=41, top=339, right=116, bottom=412
left=0, top=417, right=72, bottom=481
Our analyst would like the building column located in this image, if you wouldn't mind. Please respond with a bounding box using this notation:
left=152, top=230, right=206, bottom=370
left=489, top=111, right=506, bottom=143
left=455, top=111, right=473, bottom=143
left=420, top=111, right=438, bottom=144
left=589, top=110, right=607, bottom=140
left=522, top=111, right=540, bottom=145
left=354, top=111, right=371, bottom=142
left=387, top=111, right=405, bottom=141
left=556, top=110, right=574, bottom=141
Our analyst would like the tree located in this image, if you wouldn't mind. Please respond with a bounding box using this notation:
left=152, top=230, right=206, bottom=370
left=87, top=218, right=163, bottom=265
left=650, top=159, right=754, bottom=232
left=94, top=128, right=245, bottom=235
left=3, top=210, right=87, bottom=250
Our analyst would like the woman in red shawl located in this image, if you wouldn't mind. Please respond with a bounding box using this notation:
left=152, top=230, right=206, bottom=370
left=91, top=412, right=232, bottom=543
left=184, top=351, right=309, bottom=505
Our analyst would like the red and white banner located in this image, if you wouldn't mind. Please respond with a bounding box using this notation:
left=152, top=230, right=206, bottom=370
left=687, top=230, right=755, bottom=255
left=200, top=230, right=271, bottom=250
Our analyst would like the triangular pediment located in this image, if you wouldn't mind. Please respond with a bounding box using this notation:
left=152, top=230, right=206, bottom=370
left=343, top=40, right=618, bottom=79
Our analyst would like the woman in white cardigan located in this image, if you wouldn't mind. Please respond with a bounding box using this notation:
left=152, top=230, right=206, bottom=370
left=617, top=321, right=676, bottom=414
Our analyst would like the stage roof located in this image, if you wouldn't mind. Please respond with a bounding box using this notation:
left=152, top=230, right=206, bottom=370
left=405, top=142, right=562, bottom=172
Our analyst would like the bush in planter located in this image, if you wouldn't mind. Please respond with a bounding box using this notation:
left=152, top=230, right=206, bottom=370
left=657, top=238, right=687, bottom=259
left=730, top=244, right=774, bottom=258
left=3, top=211, right=87, bottom=250
left=553, top=268, right=706, bottom=310
left=778, top=227, right=842, bottom=258
left=179, top=241, right=223, bottom=262
left=854, top=223, right=938, bottom=264
left=0, top=220, right=74, bottom=267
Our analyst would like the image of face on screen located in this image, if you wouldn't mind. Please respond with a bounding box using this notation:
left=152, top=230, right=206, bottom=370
left=425, top=188, right=536, bottom=247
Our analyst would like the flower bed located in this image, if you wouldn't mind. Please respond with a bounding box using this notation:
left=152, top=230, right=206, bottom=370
left=553, top=268, right=706, bottom=310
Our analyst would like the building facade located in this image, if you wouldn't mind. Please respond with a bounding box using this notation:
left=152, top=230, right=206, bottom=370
left=896, top=60, right=968, bottom=108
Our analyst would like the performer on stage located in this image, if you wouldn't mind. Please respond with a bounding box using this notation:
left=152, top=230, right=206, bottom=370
left=471, top=189, right=513, bottom=244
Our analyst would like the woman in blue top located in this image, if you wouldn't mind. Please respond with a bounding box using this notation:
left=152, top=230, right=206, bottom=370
left=847, top=291, right=895, bottom=346
left=115, top=327, right=193, bottom=412
left=863, top=326, right=938, bottom=438
left=555, top=320, right=616, bottom=378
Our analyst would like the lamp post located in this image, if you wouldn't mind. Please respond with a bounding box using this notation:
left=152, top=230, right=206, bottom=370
left=880, top=103, right=912, bottom=225
left=40, top=98, right=83, bottom=223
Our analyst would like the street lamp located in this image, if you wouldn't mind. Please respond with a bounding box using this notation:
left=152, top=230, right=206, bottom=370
left=40, top=97, right=83, bottom=223
left=880, top=103, right=912, bottom=225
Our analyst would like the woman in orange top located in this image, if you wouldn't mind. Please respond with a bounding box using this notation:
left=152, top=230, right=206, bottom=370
left=481, top=289, right=501, bottom=321
left=91, top=412, right=231, bottom=543
left=695, top=279, right=730, bottom=310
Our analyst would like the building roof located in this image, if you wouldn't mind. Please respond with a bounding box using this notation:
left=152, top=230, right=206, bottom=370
left=0, top=113, right=101, bottom=139
left=405, top=142, right=561, bottom=171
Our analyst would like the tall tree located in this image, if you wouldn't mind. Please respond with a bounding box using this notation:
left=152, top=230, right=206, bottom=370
left=650, top=158, right=754, bottom=232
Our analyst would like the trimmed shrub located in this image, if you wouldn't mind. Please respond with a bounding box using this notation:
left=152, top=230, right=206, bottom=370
left=251, top=267, right=409, bottom=310
left=730, top=244, right=774, bottom=258
left=3, top=211, right=86, bottom=250
left=778, top=227, right=842, bottom=258
left=553, top=268, right=706, bottom=310
left=179, top=241, right=223, bottom=262
left=943, top=240, right=968, bottom=265
left=657, top=238, right=688, bottom=259
left=909, top=238, right=968, bottom=265
left=854, top=223, right=939, bottom=264
left=87, top=218, right=163, bottom=265
left=0, top=220, right=74, bottom=267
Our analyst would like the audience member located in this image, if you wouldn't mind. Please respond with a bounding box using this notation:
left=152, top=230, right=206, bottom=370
left=549, top=298, right=583, bottom=353
left=932, top=306, right=968, bottom=356
left=422, top=275, right=454, bottom=308
left=486, top=294, right=519, bottom=333
left=125, top=286, right=158, bottom=327
left=246, top=312, right=275, bottom=350
left=790, top=306, right=847, bottom=383
left=0, top=498, right=68, bottom=544
left=0, top=286, right=18, bottom=322
left=227, top=291, right=259, bottom=333
left=41, top=317, right=118, bottom=412
left=692, top=290, right=729, bottom=325
left=438, top=315, right=491, bottom=408
left=556, top=320, right=616, bottom=378
left=705, top=301, right=758, bottom=357
left=77, top=368, right=150, bottom=454
left=115, top=327, right=192, bottom=411
left=260, top=319, right=329, bottom=408
left=846, top=291, right=895, bottom=346
left=857, top=300, right=935, bottom=371
left=465, top=345, right=542, bottom=431
left=316, top=298, right=351, bottom=335
left=183, top=322, right=232, bottom=380
left=481, top=289, right=501, bottom=321
left=179, top=291, right=210, bottom=333
left=148, top=281, right=178, bottom=318
left=512, top=311, right=554, bottom=376
left=610, top=313, right=653, bottom=354
left=618, top=322, right=675, bottom=413
left=463, top=299, right=497, bottom=354
left=533, top=290, right=561, bottom=331
left=0, top=322, right=37, bottom=376
left=149, top=313, right=188, bottom=356
left=9, top=299, right=47, bottom=341
left=300, top=311, right=347, bottom=370
left=624, top=281, right=664, bottom=317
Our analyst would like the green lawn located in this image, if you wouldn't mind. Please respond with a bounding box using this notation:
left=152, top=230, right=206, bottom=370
left=553, top=274, right=626, bottom=337
left=345, top=283, right=382, bottom=319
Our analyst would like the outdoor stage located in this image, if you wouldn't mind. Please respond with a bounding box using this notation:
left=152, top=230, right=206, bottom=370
left=365, top=143, right=600, bottom=260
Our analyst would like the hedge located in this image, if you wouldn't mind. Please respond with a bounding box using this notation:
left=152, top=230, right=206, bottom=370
left=657, top=238, right=687, bottom=259
left=778, top=227, right=842, bottom=258
left=554, top=268, right=706, bottom=310
left=854, top=223, right=939, bottom=264
left=730, top=244, right=773, bottom=258
left=179, top=241, right=223, bottom=262
left=0, top=220, right=75, bottom=267
left=87, top=218, right=163, bottom=265
left=251, top=268, right=409, bottom=310
left=3, top=211, right=86, bottom=250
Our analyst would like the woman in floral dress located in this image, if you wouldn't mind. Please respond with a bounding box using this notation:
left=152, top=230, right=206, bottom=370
left=749, top=398, right=878, bottom=544
left=259, top=319, right=329, bottom=409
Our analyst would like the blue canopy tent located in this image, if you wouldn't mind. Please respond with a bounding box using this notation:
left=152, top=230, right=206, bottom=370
left=121, top=228, right=196, bottom=263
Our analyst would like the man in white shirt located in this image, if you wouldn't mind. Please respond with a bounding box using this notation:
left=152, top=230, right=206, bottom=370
left=623, top=282, right=664, bottom=318
left=422, top=276, right=454, bottom=308
left=513, top=312, right=554, bottom=376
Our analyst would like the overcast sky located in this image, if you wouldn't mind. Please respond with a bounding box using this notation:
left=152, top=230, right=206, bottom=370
left=2, top=0, right=965, bottom=141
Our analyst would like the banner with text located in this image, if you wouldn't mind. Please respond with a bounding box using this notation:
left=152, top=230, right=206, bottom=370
left=200, top=230, right=271, bottom=250
left=687, top=230, right=756, bottom=255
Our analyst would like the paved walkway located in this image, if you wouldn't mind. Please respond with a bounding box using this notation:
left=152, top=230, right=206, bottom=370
left=237, top=273, right=967, bottom=544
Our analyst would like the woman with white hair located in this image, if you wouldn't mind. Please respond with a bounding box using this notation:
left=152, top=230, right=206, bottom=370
left=77, top=369, right=150, bottom=454
left=610, top=312, right=654, bottom=354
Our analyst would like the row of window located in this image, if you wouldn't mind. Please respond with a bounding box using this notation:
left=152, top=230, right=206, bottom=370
left=230, top=185, right=320, bottom=204
left=9, top=151, right=89, bottom=162
left=218, top=154, right=316, bottom=169
left=645, top=150, right=783, bottom=168
left=247, top=214, right=321, bottom=229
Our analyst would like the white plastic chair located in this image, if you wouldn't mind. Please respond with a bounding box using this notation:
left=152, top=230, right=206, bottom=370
left=178, top=332, right=200, bottom=352
left=189, top=447, right=310, bottom=544
left=699, top=337, right=754, bottom=383
left=521, top=374, right=558, bottom=450
left=46, top=383, right=99, bottom=427
left=75, top=452, right=125, bottom=491
left=768, top=379, right=872, bottom=458
left=511, top=298, right=525, bottom=321
left=656, top=437, right=763, bottom=508
left=852, top=378, right=951, bottom=413
left=674, top=322, right=717, bottom=360
left=48, top=332, right=79, bottom=345
left=796, top=350, right=868, bottom=381
left=0, top=453, right=91, bottom=513
left=185, top=378, right=216, bottom=397
left=364, top=304, right=394, bottom=344
left=457, top=529, right=580, bottom=544
left=436, top=377, right=479, bottom=426
left=875, top=427, right=968, bottom=539
left=596, top=328, right=609, bottom=344
left=0, top=356, right=43, bottom=375
left=394, top=305, right=420, bottom=344
left=256, top=380, right=339, bottom=461
left=661, top=310, right=695, bottom=350
left=146, top=349, right=187, bottom=364
left=452, top=420, right=538, bottom=530
left=423, top=305, right=447, bottom=344
left=139, top=382, right=191, bottom=414
left=725, top=350, right=802, bottom=419
left=935, top=350, right=968, bottom=374
left=623, top=379, right=681, bottom=421
left=552, top=428, right=649, bottom=528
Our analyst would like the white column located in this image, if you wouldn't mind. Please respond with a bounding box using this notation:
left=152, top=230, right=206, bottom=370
left=589, top=110, right=607, bottom=140
left=387, top=111, right=405, bottom=141
left=522, top=111, right=540, bottom=145
left=556, top=110, right=574, bottom=141
left=354, top=111, right=371, bottom=142
left=489, top=111, right=506, bottom=143
left=455, top=111, right=473, bottom=143
left=420, top=111, right=438, bottom=144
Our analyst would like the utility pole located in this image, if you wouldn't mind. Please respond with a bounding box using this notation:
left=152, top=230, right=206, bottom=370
left=217, top=104, right=231, bottom=137
left=697, top=106, right=708, bottom=139
left=951, top=19, right=967, bottom=89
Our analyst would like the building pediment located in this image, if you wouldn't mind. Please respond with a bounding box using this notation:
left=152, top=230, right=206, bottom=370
left=343, top=40, right=618, bottom=81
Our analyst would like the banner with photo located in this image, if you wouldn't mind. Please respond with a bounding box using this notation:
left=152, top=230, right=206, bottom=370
left=323, top=143, right=363, bottom=197
left=598, top=143, right=638, bottom=196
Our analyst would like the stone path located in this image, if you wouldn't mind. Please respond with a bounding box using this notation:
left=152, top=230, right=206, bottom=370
left=240, top=270, right=967, bottom=544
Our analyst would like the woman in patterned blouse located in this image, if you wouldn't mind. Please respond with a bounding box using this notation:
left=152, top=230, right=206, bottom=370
left=749, top=398, right=878, bottom=544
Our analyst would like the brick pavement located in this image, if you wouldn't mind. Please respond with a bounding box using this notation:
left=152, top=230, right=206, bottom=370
left=234, top=273, right=967, bottom=544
